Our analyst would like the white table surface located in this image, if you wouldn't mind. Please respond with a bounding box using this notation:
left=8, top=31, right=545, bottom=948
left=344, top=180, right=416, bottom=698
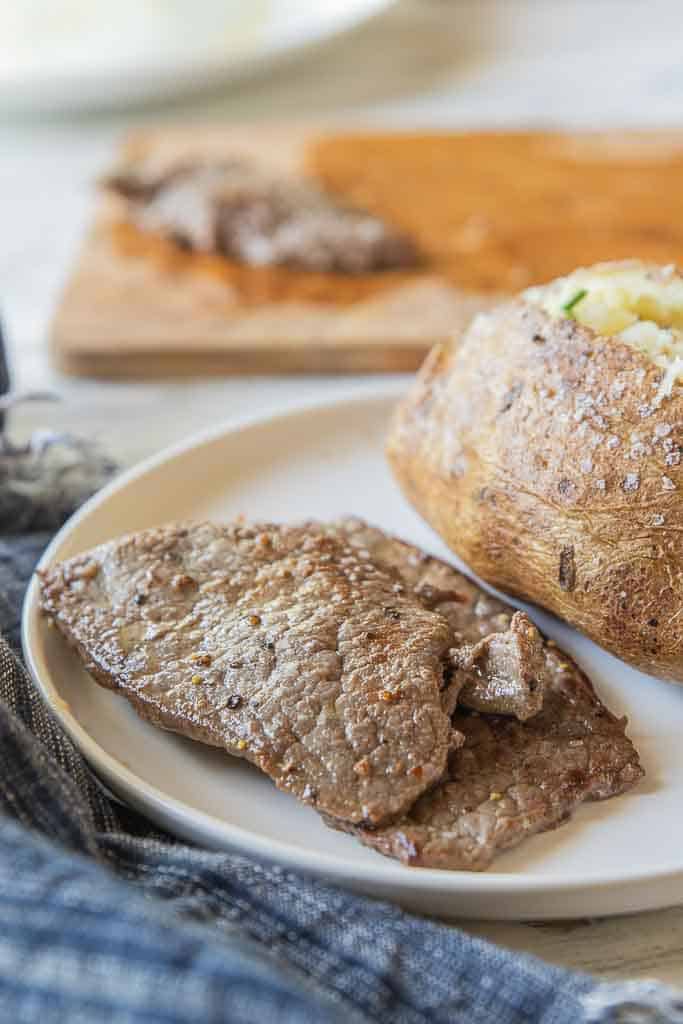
left=5, top=0, right=683, bottom=985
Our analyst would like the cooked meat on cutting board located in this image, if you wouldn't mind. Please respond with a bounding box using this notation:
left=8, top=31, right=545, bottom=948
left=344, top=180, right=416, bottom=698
left=331, top=645, right=643, bottom=870
left=105, top=158, right=420, bottom=274
left=38, top=521, right=457, bottom=827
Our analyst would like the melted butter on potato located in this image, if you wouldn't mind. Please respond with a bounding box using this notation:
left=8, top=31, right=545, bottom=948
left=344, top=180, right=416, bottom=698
left=525, top=260, right=683, bottom=394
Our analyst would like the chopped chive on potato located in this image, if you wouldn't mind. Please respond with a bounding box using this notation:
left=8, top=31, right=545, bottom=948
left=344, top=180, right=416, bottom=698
left=525, top=261, right=683, bottom=393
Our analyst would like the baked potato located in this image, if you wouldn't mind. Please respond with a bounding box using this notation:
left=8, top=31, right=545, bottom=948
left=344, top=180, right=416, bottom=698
left=388, top=260, right=683, bottom=681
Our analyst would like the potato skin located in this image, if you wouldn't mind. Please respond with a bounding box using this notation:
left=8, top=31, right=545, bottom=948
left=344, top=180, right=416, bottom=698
left=388, top=300, right=683, bottom=681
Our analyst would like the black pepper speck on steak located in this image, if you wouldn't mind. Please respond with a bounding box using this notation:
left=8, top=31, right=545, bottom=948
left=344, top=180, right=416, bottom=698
left=333, top=647, right=643, bottom=870
left=328, top=518, right=550, bottom=721
left=38, top=521, right=457, bottom=827
left=105, top=160, right=420, bottom=274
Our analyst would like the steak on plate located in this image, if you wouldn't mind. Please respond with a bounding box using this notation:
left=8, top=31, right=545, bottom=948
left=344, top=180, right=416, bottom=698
left=329, top=635, right=643, bottom=871
left=321, top=520, right=643, bottom=869
left=38, top=521, right=457, bottom=827
left=328, top=518, right=550, bottom=721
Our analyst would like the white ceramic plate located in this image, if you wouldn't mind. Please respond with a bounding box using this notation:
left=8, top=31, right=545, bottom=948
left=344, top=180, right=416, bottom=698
left=1, top=0, right=395, bottom=114
left=21, top=386, right=683, bottom=920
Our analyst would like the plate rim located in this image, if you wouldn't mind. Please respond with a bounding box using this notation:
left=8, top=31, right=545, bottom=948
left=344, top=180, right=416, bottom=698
left=20, top=385, right=683, bottom=907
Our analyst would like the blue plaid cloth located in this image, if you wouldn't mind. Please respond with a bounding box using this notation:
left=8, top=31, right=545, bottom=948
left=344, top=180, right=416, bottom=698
left=0, top=533, right=680, bottom=1023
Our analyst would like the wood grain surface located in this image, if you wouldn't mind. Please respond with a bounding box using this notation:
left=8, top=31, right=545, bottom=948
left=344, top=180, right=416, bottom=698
left=53, top=127, right=683, bottom=378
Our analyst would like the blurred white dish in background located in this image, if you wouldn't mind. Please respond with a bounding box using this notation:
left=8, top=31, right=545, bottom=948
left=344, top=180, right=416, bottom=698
left=0, top=0, right=395, bottom=114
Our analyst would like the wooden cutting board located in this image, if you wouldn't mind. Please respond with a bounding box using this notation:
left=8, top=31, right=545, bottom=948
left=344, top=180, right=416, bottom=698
left=52, top=127, right=683, bottom=377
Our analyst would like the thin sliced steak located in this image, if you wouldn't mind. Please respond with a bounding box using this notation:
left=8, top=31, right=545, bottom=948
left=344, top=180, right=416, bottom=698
left=105, top=159, right=420, bottom=274
left=331, top=646, right=643, bottom=870
left=328, top=518, right=550, bottom=721
left=38, top=521, right=456, bottom=827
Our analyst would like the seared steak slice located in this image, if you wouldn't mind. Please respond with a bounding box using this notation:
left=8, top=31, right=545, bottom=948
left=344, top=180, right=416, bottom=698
left=330, top=646, right=644, bottom=870
left=448, top=612, right=550, bottom=722
left=328, top=518, right=549, bottom=720
left=39, top=521, right=456, bottom=827
left=105, top=159, right=420, bottom=274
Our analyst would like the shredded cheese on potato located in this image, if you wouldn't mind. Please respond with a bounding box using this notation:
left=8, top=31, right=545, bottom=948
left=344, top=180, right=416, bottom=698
left=524, top=261, right=683, bottom=394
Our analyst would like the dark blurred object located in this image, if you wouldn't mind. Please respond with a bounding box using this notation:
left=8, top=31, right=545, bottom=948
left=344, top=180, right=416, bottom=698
left=0, top=321, right=117, bottom=532
left=0, top=321, right=10, bottom=435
